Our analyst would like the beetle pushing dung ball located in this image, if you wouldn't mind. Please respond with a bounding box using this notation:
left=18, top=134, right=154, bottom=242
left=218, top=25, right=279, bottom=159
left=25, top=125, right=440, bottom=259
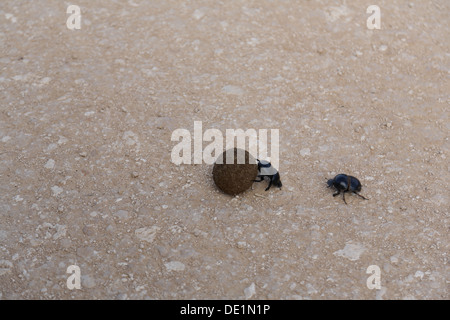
left=253, top=159, right=282, bottom=191
left=212, top=149, right=282, bottom=195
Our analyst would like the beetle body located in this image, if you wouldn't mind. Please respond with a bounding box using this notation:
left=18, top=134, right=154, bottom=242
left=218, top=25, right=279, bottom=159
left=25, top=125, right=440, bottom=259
left=254, top=159, right=282, bottom=191
left=327, top=174, right=368, bottom=204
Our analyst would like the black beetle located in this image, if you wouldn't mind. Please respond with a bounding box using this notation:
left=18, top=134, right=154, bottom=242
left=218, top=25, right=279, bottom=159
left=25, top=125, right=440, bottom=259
left=327, top=174, right=368, bottom=204
left=253, top=159, right=282, bottom=191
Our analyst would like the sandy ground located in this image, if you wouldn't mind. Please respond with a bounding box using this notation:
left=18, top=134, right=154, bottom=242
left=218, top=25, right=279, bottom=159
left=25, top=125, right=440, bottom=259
left=0, top=0, right=448, bottom=300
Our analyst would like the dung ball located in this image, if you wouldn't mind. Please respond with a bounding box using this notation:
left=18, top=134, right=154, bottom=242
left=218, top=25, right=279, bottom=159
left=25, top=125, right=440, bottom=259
left=212, top=148, right=258, bottom=195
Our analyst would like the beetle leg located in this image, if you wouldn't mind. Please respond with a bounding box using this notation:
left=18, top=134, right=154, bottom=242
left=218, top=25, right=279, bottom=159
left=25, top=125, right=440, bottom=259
left=354, top=192, right=369, bottom=200
left=342, top=192, right=347, bottom=205
left=265, top=179, right=273, bottom=191
left=332, top=191, right=340, bottom=197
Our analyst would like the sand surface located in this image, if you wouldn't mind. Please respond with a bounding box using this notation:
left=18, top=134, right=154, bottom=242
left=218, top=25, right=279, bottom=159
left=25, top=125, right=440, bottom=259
left=0, top=1, right=448, bottom=299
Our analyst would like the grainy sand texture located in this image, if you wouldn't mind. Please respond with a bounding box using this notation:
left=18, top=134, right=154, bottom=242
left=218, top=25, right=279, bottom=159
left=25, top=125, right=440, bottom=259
left=0, top=1, right=448, bottom=299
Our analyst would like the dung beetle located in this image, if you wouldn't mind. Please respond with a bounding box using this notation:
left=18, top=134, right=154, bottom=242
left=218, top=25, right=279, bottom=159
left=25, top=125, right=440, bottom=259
left=253, top=159, right=282, bottom=191
left=327, top=174, right=368, bottom=204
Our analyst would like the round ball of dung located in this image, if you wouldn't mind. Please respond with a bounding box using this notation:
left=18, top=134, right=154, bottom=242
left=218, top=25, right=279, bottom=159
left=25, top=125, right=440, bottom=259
left=212, top=148, right=258, bottom=195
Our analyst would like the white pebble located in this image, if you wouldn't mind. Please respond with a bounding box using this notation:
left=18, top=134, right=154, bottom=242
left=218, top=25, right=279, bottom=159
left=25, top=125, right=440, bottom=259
left=81, top=275, right=96, bottom=288
left=135, top=226, right=160, bottom=243
left=390, top=256, right=399, bottom=264
left=40, top=77, right=51, bottom=85
left=164, top=261, right=185, bottom=272
left=44, top=159, right=55, bottom=169
left=333, top=243, right=366, bottom=261
left=51, top=186, right=63, bottom=197
left=244, top=283, right=256, bottom=299
left=5, top=13, right=17, bottom=23
left=300, top=148, right=311, bottom=157
left=414, top=271, right=424, bottom=280
left=115, top=210, right=129, bottom=220
left=192, top=9, right=205, bottom=20
left=222, top=85, right=244, bottom=95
